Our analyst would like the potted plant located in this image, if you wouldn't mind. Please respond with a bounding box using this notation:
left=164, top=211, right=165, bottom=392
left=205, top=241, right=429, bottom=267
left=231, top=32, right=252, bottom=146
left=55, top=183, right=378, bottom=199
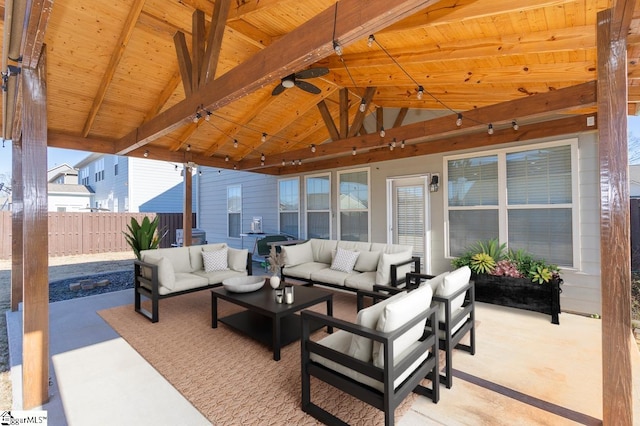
left=123, top=216, right=163, bottom=260
left=452, top=239, right=563, bottom=324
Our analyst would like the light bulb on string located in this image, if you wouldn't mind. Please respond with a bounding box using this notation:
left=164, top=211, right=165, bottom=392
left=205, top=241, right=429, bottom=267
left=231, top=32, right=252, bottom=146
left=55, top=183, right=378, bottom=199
left=417, top=86, right=424, bottom=100
left=225, top=155, right=229, bottom=162
left=333, top=40, right=343, bottom=56
left=205, top=110, right=211, bottom=121
left=389, top=143, right=394, bottom=151
left=456, top=113, right=463, bottom=127
left=367, top=34, right=375, bottom=48
left=488, top=124, right=494, bottom=135
left=233, top=139, right=238, bottom=148
left=512, top=120, right=519, bottom=131
left=379, top=127, right=385, bottom=138
left=260, top=153, right=265, bottom=162
left=352, top=147, right=356, bottom=156
left=359, top=99, right=366, bottom=113
left=311, top=144, right=316, bottom=153
left=282, top=159, right=286, bottom=166
left=401, top=140, right=405, bottom=148
left=261, top=132, right=267, bottom=143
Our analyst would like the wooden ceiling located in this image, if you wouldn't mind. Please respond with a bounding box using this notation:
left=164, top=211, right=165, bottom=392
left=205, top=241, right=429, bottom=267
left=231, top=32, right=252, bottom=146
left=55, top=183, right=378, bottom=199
left=3, top=0, right=639, bottom=175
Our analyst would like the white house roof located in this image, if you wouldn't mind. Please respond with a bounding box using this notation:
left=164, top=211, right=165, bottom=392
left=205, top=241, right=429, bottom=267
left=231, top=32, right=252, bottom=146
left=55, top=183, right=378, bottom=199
left=47, top=183, right=94, bottom=195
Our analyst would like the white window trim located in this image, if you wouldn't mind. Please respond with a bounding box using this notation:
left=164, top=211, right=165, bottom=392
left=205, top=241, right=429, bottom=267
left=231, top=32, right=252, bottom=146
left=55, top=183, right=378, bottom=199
left=227, top=184, right=242, bottom=239
left=304, top=172, right=332, bottom=239
left=337, top=167, right=371, bottom=242
left=444, top=138, right=580, bottom=269
left=277, top=176, right=300, bottom=237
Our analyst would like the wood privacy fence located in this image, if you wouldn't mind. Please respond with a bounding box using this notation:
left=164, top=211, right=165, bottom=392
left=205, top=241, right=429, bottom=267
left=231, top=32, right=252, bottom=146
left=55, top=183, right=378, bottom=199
left=0, top=212, right=196, bottom=259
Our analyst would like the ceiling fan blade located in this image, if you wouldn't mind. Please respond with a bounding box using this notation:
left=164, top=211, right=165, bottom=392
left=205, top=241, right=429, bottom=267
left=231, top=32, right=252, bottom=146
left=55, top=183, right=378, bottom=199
left=271, top=83, right=286, bottom=96
left=296, top=67, right=329, bottom=79
left=295, top=80, right=322, bottom=94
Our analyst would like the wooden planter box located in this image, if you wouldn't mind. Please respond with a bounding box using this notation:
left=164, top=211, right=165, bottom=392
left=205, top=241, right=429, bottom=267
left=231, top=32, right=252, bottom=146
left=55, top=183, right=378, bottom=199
left=472, top=274, right=562, bottom=324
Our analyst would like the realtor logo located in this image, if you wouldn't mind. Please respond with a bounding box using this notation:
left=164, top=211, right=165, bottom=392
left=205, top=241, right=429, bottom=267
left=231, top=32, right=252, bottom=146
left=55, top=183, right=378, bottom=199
left=0, top=411, right=47, bottom=425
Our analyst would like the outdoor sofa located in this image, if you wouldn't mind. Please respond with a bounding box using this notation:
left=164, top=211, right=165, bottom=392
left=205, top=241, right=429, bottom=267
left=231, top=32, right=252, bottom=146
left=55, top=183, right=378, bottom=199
left=134, top=243, right=252, bottom=322
left=280, top=238, right=419, bottom=292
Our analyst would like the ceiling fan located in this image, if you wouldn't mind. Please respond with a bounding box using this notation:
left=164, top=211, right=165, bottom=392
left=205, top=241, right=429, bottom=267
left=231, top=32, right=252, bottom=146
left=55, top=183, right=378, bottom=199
left=271, top=67, right=329, bottom=96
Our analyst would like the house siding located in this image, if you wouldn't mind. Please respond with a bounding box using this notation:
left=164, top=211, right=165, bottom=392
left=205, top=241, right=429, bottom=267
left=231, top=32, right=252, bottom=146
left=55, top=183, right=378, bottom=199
left=196, top=130, right=602, bottom=315
left=128, top=157, right=195, bottom=213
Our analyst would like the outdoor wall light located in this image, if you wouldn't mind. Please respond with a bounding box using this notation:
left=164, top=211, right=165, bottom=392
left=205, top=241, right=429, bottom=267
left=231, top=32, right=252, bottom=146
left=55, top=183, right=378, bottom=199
left=430, top=174, right=439, bottom=193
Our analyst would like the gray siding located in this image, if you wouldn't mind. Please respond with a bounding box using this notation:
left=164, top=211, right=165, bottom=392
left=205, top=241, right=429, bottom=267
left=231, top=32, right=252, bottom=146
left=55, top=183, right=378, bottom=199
left=129, top=157, right=195, bottom=213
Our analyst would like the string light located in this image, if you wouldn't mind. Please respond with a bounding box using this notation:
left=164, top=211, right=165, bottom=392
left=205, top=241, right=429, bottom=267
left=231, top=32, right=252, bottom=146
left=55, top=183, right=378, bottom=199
left=512, top=120, right=519, bottom=131
left=233, top=164, right=237, bottom=170
left=261, top=161, right=265, bottom=166
left=456, top=113, right=463, bottom=127
left=401, top=140, right=405, bottom=148
left=310, top=144, right=316, bottom=153
left=143, top=150, right=149, bottom=158
left=205, top=110, right=212, bottom=121
left=417, top=85, right=424, bottom=100
left=297, top=159, right=302, bottom=165
left=225, top=155, right=229, bottom=162
left=367, top=34, right=375, bottom=47
left=352, top=147, right=357, bottom=156
left=359, top=99, right=366, bottom=113
left=389, top=143, right=394, bottom=151
left=282, top=159, right=286, bottom=166
left=186, top=144, right=191, bottom=152
left=192, top=112, right=201, bottom=123
left=488, top=124, right=494, bottom=135
left=260, top=153, right=265, bottom=161
left=391, top=138, right=397, bottom=148
left=233, top=139, right=238, bottom=148
left=261, top=132, right=267, bottom=142
left=379, top=127, right=385, bottom=138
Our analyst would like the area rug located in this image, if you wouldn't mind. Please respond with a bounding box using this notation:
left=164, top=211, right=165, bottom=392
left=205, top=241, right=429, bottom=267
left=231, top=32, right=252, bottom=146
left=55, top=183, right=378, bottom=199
left=98, top=288, right=438, bottom=425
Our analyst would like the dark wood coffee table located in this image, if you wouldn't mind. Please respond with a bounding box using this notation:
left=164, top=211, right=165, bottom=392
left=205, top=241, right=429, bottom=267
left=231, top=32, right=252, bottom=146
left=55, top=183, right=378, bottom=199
left=211, top=282, right=333, bottom=361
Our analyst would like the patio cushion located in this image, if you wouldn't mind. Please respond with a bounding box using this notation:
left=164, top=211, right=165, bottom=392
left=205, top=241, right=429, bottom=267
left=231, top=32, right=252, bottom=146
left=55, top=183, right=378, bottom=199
left=348, top=290, right=406, bottom=362
left=375, top=250, right=412, bottom=286
left=192, top=269, right=247, bottom=285
left=437, top=266, right=471, bottom=323
left=422, top=271, right=449, bottom=294
left=282, top=262, right=327, bottom=280
left=373, top=284, right=433, bottom=367
left=203, top=248, right=228, bottom=272
left=281, top=241, right=313, bottom=266
left=310, top=239, right=338, bottom=264
left=142, top=247, right=191, bottom=273
left=190, top=243, right=227, bottom=271
left=354, top=250, right=380, bottom=272
left=343, top=272, right=377, bottom=291
left=310, top=268, right=353, bottom=287
left=330, top=247, right=360, bottom=273
left=170, top=272, right=209, bottom=294
left=227, top=247, right=248, bottom=272
left=143, top=256, right=176, bottom=292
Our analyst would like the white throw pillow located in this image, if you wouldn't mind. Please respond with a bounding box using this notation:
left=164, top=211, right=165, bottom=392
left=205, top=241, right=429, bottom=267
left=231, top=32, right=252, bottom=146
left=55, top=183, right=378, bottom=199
left=281, top=241, right=313, bottom=266
left=202, top=248, right=229, bottom=272
left=347, top=291, right=406, bottom=362
left=330, top=247, right=360, bottom=273
left=372, top=284, right=433, bottom=367
left=227, top=247, right=248, bottom=272
left=437, top=266, right=471, bottom=323
left=354, top=251, right=380, bottom=272
left=375, top=250, right=412, bottom=286
left=144, top=256, right=176, bottom=291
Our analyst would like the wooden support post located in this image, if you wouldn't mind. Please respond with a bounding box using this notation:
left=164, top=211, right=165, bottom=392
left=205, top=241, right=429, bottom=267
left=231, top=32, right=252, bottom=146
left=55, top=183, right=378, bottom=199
left=21, top=47, right=49, bottom=408
left=11, top=138, right=23, bottom=312
left=596, top=8, right=633, bottom=426
left=182, top=165, right=193, bottom=246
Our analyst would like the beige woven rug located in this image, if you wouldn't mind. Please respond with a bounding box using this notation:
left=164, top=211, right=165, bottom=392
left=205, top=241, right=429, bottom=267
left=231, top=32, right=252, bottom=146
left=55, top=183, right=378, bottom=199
left=99, top=288, right=433, bottom=425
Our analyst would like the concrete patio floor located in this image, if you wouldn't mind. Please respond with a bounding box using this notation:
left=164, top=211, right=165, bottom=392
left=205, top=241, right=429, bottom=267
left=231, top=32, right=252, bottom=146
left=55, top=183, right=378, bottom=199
left=6, top=289, right=640, bottom=425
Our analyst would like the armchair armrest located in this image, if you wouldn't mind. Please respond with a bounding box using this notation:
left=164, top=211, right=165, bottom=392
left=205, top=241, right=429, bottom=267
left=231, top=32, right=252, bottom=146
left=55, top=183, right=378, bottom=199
left=390, top=256, right=421, bottom=287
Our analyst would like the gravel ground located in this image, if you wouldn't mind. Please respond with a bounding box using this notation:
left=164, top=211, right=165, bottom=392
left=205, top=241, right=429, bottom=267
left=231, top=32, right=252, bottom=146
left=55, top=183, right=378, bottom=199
left=0, top=251, right=135, bottom=410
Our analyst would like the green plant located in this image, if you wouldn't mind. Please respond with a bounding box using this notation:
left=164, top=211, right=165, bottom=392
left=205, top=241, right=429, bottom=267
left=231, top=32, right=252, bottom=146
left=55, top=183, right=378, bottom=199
left=123, top=216, right=162, bottom=260
left=529, top=265, right=553, bottom=284
left=470, top=253, right=496, bottom=274
left=470, top=238, right=506, bottom=262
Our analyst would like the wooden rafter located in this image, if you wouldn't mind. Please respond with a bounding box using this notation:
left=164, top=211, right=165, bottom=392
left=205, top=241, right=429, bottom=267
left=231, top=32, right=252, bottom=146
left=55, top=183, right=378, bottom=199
left=393, top=107, right=409, bottom=128
left=340, top=88, right=349, bottom=139
left=191, top=10, right=205, bottom=93
left=349, top=87, right=377, bottom=137
left=317, top=100, right=341, bottom=141
left=201, top=0, right=232, bottom=85
left=174, top=31, right=193, bottom=96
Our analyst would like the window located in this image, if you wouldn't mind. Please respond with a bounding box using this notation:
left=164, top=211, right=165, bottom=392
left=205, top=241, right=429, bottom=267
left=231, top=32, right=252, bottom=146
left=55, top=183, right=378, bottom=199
left=337, top=168, right=369, bottom=241
left=80, top=168, right=89, bottom=185
left=445, top=140, right=577, bottom=267
left=95, top=158, right=105, bottom=182
left=278, top=178, right=299, bottom=238
left=305, top=174, right=331, bottom=239
left=114, top=156, right=119, bottom=176
left=227, top=185, right=242, bottom=238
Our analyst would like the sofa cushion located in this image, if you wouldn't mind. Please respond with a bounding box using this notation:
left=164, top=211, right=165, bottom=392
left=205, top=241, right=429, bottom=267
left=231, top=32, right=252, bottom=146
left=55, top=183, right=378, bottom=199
left=142, top=247, right=191, bottom=273
left=203, top=248, right=229, bottom=272
left=436, top=266, right=471, bottom=323
left=354, top=250, right=380, bottom=272
left=192, top=269, right=247, bottom=285
left=189, top=243, right=228, bottom=270
left=281, top=241, right=313, bottom=266
left=227, top=247, right=248, bottom=272
left=344, top=272, right=377, bottom=291
left=348, top=291, right=406, bottom=362
left=282, top=262, right=327, bottom=280
left=143, top=256, right=176, bottom=292
left=310, top=268, right=353, bottom=287
left=375, top=250, right=413, bottom=286
left=330, top=247, right=360, bottom=273
left=373, top=284, right=433, bottom=367
left=310, top=239, right=338, bottom=264
left=169, top=272, right=209, bottom=294
left=337, top=241, right=371, bottom=252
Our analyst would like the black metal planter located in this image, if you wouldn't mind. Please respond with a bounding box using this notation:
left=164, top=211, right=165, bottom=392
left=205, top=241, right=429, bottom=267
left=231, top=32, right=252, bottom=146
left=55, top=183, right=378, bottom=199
left=472, top=274, right=562, bottom=325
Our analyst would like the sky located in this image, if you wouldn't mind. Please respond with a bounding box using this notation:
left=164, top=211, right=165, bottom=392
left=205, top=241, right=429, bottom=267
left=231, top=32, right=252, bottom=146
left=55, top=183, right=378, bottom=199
left=1, top=115, right=640, bottom=181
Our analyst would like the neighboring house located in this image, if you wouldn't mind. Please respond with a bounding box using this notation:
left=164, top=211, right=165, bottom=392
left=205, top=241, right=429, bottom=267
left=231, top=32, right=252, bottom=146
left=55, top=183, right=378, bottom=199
left=197, top=126, right=600, bottom=316
left=47, top=163, right=92, bottom=212
left=74, top=153, right=197, bottom=213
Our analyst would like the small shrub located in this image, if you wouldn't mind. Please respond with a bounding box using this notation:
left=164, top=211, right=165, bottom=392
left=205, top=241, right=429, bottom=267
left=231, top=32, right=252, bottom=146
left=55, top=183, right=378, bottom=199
left=632, top=272, right=640, bottom=322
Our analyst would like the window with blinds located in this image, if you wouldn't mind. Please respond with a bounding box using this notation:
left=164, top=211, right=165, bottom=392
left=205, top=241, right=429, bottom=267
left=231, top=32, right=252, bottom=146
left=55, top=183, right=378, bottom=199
left=306, top=174, right=331, bottom=239
left=338, top=169, right=369, bottom=241
left=396, top=185, right=425, bottom=260
left=278, top=177, right=300, bottom=238
left=227, top=184, right=242, bottom=238
left=445, top=140, right=577, bottom=267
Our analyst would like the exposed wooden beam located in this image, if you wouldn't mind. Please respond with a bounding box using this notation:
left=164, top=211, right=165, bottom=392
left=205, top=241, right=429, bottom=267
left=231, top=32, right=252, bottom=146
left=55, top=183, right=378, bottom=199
left=201, top=0, right=232, bottom=84
left=393, top=107, right=409, bottom=128
left=191, top=9, right=206, bottom=92
left=610, top=0, right=636, bottom=41
left=114, top=0, right=443, bottom=155
left=20, top=0, right=52, bottom=69
left=340, top=88, right=349, bottom=139
left=317, top=100, right=341, bottom=141
left=11, top=140, right=23, bottom=312
left=376, top=107, right=384, bottom=133
left=174, top=31, right=194, bottom=96
left=81, top=0, right=145, bottom=137
left=349, top=87, right=377, bottom=137
left=241, top=81, right=596, bottom=170
left=597, top=7, right=634, bottom=426
left=182, top=166, right=193, bottom=246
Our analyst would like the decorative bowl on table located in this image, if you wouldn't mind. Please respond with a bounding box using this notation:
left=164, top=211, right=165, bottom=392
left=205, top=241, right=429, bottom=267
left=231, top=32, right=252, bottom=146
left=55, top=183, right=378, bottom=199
left=222, top=275, right=266, bottom=293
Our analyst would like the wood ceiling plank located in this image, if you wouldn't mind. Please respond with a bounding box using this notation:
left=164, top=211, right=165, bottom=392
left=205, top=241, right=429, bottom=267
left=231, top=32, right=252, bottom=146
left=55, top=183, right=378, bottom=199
left=201, top=0, right=232, bottom=85
left=142, top=70, right=182, bottom=122
left=81, top=0, right=145, bottom=137
left=114, top=0, right=444, bottom=155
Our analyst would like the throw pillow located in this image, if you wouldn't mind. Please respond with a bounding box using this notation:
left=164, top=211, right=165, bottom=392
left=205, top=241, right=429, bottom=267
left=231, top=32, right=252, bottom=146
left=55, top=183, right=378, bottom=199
left=281, top=241, right=313, bottom=266
left=375, top=250, right=412, bottom=286
left=330, top=247, right=360, bottom=273
left=354, top=250, right=381, bottom=272
left=202, top=248, right=229, bottom=272
left=372, top=284, right=433, bottom=368
left=227, top=247, right=248, bottom=272
left=144, top=256, right=176, bottom=291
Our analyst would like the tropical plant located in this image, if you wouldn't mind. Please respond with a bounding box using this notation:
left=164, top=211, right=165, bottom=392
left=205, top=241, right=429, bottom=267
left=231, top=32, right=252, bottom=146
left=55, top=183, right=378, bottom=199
left=469, top=253, right=496, bottom=274
left=123, top=216, right=163, bottom=260
left=529, top=265, right=553, bottom=284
